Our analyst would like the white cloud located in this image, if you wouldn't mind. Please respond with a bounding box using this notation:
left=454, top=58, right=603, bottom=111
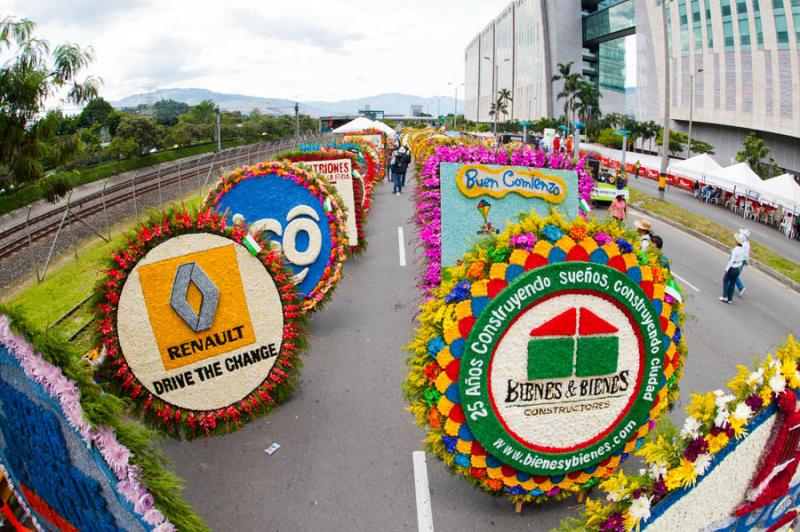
left=2, top=0, right=509, bottom=102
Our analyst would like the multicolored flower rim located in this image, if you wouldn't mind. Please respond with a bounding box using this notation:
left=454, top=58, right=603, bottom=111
left=93, top=209, right=306, bottom=437
left=203, top=160, right=349, bottom=312
left=407, top=215, right=685, bottom=503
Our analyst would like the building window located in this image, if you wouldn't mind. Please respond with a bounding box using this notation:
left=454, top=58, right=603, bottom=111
left=692, top=0, right=703, bottom=52
left=737, top=0, right=751, bottom=49
left=774, top=0, right=790, bottom=50
left=721, top=0, right=736, bottom=50
left=791, top=0, right=800, bottom=48
left=753, top=0, right=765, bottom=48
left=704, top=0, right=714, bottom=48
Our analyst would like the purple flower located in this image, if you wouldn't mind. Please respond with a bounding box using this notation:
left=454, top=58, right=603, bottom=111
left=593, top=232, right=612, bottom=246
left=684, top=436, right=709, bottom=461
left=600, top=513, right=626, bottom=532
left=510, top=233, right=537, bottom=251
left=745, top=395, right=764, bottom=411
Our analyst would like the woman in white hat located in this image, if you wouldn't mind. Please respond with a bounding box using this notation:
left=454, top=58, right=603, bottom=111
left=720, top=232, right=747, bottom=303
left=735, top=228, right=751, bottom=296
left=634, top=219, right=653, bottom=251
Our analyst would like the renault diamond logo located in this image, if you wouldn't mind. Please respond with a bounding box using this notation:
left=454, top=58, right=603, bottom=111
left=170, top=262, right=219, bottom=332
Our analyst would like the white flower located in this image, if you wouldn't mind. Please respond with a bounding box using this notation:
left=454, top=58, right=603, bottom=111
left=694, top=453, right=713, bottom=475
left=714, top=393, right=736, bottom=409
left=747, top=368, right=764, bottom=388
left=769, top=374, right=786, bottom=394
left=714, top=408, right=731, bottom=428
left=681, top=416, right=702, bottom=439
left=628, top=495, right=652, bottom=523
left=648, top=461, right=667, bottom=480
left=607, top=489, right=628, bottom=502
left=732, top=402, right=753, bottom=421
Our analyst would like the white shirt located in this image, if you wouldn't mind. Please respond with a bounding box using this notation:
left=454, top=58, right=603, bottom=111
left=741, top=239, right=751, bottom=262
left=640, top=234, right=651, bottom=251
left=726, top=245, right=746, bottom=271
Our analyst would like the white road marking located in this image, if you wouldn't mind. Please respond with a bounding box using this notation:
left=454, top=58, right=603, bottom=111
left=671, top=272, right=701, bottom=292
left=412, top=451, right=434, bottom=532
left=398, top=226, right=407, bottom=266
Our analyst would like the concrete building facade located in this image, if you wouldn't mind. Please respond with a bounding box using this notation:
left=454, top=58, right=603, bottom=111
left=465, top=0, right=800, bottom=173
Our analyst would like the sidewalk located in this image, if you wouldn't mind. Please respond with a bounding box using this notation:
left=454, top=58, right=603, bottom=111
left=628, top=176, right=800, bottom=265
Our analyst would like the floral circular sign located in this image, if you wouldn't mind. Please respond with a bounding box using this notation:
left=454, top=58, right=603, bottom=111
left=460, top=262, right=663, bottom=475
left=95, top=210, right=304, bottom=437
left=406, top=214, right=686, bottom=502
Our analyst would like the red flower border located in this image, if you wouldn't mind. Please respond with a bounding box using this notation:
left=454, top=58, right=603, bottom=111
left=93, top=208, right=307, bottom=438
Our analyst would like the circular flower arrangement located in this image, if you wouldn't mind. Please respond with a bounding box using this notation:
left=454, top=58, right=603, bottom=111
left=93, top=208, right=306, bottom=437
left=204, top=160, right=348, bottom=313
left=279, top=149, right=368, bottom=257
left=405, top=213, right=687, bottom=503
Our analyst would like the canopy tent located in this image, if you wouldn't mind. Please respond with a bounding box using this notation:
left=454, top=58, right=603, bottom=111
left=706, top=163, right=763, bottom=193
left=667, top=153, right=722, bottom=182
left=332, top=116, right=379, bottom=134
left=332, top=117, right=397, bottom=138
left=753, top=173, right=800, bottom=210
left=369, top=120, right=398, bottom=139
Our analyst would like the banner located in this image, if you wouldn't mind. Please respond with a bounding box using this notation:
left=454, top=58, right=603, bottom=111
left=440, top=162, right=579, bottom=267
left=300, top=159, right=358, bottom=246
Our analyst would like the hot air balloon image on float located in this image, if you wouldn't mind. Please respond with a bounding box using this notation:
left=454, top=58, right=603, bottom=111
left=476, top=199, right=500, bottom=235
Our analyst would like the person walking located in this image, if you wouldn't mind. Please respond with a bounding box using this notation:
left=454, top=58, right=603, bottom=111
left=608, top=194, right=627, bottom=224
left=720, top=232, right=747, bottom=303
left=651, top=235, right=670, bottom=270
left=390, top=145, right=410, bottom=195
left=634, top=219, right=653, bottom=250
left=735, top=228, right=751, bottom=296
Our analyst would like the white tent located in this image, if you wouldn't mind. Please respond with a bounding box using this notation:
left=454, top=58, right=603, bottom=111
left=332, top=116, right=379, bottom=134
left=706, top=163, right=763, bottom=194
left=754, top=173, right=800, bottom=210
left=369, top=120, right=398, bottom=139
left=332, top=117, right=397, bottom=138
left=668, top=153, right=722, bottom=182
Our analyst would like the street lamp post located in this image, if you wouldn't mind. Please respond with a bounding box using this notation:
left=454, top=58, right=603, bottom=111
left=448, top=82, right=464, bottom=130
left=687, top=67, right=704, bottom=159
left=658, top=0, right=671, bottom=200
left=616, top=129, right=631, bottom=171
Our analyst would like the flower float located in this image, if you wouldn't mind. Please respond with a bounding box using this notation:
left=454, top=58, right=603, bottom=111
left=204, top=160, right=348, bottom=313
left=93, top=208, right=307, bottom=437
left=0, top=311, right=207, bottom=531
left=280, top=149, right=368, bottom=257
left=564, top=336, right=800, bottom=531
left=405, top=212, right=686, bottom=505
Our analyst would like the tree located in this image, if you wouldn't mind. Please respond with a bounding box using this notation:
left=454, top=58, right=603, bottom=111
left=114, top=115, right=162, bottom=155
left=497, top=88, right=513, bottom=124
left=690, top=138, right=715, bottom=155
left=551, top=62, right=582, bottom=127
left=0, top=17, right=99, bottom=200
left=656, top=129, right=687, bottom=156
left=77, top=97, right=114, bottom=129
left=736, top=132, right=780, bottom=179
left=153, top=99, right=190, bottom=126
left=183, top=100, right=217, bottom=123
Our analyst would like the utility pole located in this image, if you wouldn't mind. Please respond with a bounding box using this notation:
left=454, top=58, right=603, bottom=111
left=294, top=101, right=300, bottom=139
left=215, top=108, right=221, bottom=152
left=658, top=0, right=671, bottom=200
left=687, top=67, right=704, bottom=159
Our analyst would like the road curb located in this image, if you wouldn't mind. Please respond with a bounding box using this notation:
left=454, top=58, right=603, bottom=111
left=631, top=205, right=800, bottom=295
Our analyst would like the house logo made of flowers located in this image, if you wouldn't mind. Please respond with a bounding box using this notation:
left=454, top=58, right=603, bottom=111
left=527, top=307, right=619, bottom=380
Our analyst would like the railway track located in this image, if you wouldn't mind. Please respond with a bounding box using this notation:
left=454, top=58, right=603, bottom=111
left=0, top=134, right=328, bottom=262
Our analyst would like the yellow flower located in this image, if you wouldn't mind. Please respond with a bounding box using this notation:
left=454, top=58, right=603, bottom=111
left=759, top=386, right=774, bottom=407
left=727, top=365, right=754, bottom=399
left=705, top=432, right=729, bottom=454
left=686, top=392, right=716, bottom=423
left=637, top=436, right=673, bottom=465
left=728, top=416, right=749, bottom=439
left=665, top=458, right=699, bottom=490
left=781, top=357, right=800, bottom=389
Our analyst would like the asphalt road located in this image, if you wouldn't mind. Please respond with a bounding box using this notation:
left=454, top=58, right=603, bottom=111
left=628, top=176, right=800, bottom=265
left=160, top=171, right=800, bottom=532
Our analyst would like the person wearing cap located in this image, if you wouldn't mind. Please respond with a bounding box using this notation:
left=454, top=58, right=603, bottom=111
left=720, top=232, right=747, bottom=303
left=634, top=219, right=653, bottom=251
left=735, top=228, right=751, bottom=296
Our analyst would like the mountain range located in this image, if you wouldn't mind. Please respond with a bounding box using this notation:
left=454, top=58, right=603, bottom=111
left=111, top=88, right=464, bottom=118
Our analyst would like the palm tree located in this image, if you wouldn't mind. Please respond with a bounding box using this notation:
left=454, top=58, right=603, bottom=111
left=488, top=102, right=497, bottom=134
left=497, top=88, right=513, bottom=130
left=575, top=81, right=601, bottom=126
left=551, top=62, right=582, bottom=129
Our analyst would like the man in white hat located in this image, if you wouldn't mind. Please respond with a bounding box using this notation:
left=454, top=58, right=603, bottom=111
left=720, top=231, right=747, bottom=303
left=735, top=228, right=751, bottom=296
left=634, top=219, right=653, bottom=251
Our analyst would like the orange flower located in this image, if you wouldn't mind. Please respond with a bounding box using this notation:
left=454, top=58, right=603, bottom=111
left=569, top=226, right=588, bottom=240
left=484, top=479, right=503, bottom=490
left=467, top=261, right=486, bottom=279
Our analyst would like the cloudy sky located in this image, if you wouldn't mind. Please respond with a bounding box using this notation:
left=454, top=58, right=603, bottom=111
left=2, top=0, right=510, bottom=104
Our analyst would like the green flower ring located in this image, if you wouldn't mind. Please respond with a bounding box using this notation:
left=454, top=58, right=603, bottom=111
left=409, top=233, right=685, bottom=501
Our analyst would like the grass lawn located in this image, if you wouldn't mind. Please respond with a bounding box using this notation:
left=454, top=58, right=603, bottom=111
left=0, top=137, right=262, bottom=216
left=2, top=196, right=202, bottom=350
left=629, top=189, right=800, bottom=285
